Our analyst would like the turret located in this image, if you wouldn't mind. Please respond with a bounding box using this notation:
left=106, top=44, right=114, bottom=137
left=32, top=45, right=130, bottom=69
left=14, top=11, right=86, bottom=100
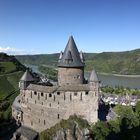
left=58, top=36, right=85, bottom=85
left=19, top=69, right=35, bottom=90
left=80, top=51, right=85, bottom=63
left=89, top=70, right=100, bottom=93
left=58, top=51, right=63, bottom=62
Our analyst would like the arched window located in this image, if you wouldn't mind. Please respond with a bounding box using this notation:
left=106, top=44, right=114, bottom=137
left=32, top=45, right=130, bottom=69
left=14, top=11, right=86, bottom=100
left=49, top=93, right=52, bottom=97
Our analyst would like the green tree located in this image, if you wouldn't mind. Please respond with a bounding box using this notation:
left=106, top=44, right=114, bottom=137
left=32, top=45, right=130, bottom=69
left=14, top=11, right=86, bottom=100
left=91, top=121, right=110, bottom=140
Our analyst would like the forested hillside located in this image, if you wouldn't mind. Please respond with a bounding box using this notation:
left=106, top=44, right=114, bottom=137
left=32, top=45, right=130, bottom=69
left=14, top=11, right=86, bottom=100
left=16, top=49, right=140, bottom=75
left=0, top=53, right=25, bottom=130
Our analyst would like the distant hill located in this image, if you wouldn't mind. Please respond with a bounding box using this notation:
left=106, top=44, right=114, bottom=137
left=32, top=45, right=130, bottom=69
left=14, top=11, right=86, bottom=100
left=16, top=49, right=140, bottom=75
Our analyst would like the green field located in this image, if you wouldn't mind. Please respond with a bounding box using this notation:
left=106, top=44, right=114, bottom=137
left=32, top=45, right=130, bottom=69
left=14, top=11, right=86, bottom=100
left=0, top=62, right=17, bottom=74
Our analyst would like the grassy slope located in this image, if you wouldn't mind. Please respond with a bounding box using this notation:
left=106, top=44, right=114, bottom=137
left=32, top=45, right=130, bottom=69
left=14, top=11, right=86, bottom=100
left=0, top=53, right=25, bottom=124
left=16, top=49, right=140, bottom=75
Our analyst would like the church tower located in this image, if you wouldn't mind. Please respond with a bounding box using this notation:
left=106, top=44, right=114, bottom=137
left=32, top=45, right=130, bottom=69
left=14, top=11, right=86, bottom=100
left=58, top=36, right=85, bottom=85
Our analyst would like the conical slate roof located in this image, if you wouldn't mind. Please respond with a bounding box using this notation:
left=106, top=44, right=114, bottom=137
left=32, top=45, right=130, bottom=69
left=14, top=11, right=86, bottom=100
left=58, top=36, right=84, bottom=67
left=89, top=70, right=99, bottom=82
left=20, top=69, right=35, bottom=82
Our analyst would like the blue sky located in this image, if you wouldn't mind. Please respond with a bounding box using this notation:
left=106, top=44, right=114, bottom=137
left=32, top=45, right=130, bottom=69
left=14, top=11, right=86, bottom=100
left=0, top=0, right=140, bottom=54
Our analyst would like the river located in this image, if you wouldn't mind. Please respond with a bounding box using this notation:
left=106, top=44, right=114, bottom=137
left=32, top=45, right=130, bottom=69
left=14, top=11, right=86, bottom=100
left=26, top=64, right=140, bottom=89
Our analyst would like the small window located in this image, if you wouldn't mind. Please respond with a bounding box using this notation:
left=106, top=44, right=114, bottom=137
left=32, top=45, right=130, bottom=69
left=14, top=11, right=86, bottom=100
left=31, top=92, right=32, bottom=98
left=49, top=103, right=51, bottom=107
left=35, top=100, right=36, bottom=104
left=38, top=93, right=40, bottom=100
left=44, top=120, right=46, bottom=125
left=74, top=92, right=77, bottom=96
left=34, top=91, right=37, bottom=95
left=58, top=114, right=59, bottom=119
left=54, top=95, right=55, bottom=101
left=85, top=92, right=89, bottom=95
left=41, top=92, right=44, bottom=96
left=80, top=93, right=82, bottom=100
left=39, top=119, right=40, bottom=123
left=45, top=94, right=47, bottom=100
left=57, top=92, right=60, bottom=95
left=49, top=93, right=52, bottom=97
left=70, top=94, right=72, bottom=101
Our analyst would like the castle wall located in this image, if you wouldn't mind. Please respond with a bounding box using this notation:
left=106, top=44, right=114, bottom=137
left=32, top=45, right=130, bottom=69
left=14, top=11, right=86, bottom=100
left=58, top=67, right=84, bottom=85
left=21, top=87, right=98, bottom=132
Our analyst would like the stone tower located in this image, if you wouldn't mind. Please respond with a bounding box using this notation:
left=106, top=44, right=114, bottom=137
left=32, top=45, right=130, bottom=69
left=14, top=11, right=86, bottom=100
left=58, top=36, right=85, bottom=85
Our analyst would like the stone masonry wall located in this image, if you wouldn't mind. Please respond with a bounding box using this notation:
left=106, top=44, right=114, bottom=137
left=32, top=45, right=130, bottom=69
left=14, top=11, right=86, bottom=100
left=58, top=67, right=84, bottom=85
left=21, top=87, right=98, bottom=132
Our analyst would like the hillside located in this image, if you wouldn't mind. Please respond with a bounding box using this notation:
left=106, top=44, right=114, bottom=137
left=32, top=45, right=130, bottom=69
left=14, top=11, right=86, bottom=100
left=16, top=49, right=140, bottom=75
left=0, top=53, right=25, bottom=130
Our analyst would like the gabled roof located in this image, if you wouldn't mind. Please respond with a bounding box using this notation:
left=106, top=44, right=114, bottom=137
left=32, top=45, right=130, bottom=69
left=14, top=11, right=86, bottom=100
left=58, top=36, right=84, bottom=67
left=89, top=70, right=99, bottom=82
left=20, top=69, right=35, bottom=82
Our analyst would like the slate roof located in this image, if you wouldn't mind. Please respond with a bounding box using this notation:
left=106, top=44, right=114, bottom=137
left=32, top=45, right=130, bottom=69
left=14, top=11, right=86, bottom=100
left=27, top=83, right=90, bottom=92
left=20, top=70, right=35, bottom=82
left=27, top=84, right=58, bottom=93
left=89, top=70, right=99, bottom=82
left=58, top=36, right=84, bottom=68
left=57, top=84, right=90, bottom=91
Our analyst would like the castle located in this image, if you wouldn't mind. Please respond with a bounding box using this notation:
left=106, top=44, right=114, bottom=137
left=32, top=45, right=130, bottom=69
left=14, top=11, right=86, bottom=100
left=12, top=36, right=100, bottom=133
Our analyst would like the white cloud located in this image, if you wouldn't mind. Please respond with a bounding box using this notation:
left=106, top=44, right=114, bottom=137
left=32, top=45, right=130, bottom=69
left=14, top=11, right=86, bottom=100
left=0, top=46, right=35, bottom=55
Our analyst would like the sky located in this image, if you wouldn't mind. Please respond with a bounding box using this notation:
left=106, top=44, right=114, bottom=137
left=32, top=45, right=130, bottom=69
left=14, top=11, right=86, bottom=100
left=0, top=0, right=140, bottom=55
